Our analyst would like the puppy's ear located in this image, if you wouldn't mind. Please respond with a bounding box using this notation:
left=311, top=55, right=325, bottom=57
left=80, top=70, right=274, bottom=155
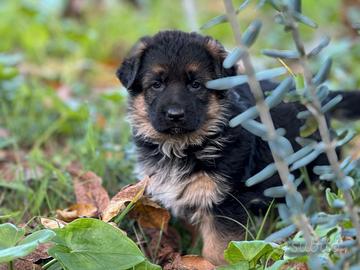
left=204, top=37, right=236, bottom=77
left=116, top=36, right=151, bottom=91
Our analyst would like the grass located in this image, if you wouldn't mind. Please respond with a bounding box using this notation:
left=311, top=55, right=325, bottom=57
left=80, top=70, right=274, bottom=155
left=0, top=0, right=360, bottom=264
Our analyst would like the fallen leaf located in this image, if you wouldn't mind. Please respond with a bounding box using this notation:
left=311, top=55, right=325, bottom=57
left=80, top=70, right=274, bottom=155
left=0, top=260, right=41, bottom=270
left=0, top=150, right=6, bottom=160
left=130, top=197, right=170, bottom=231
left=0, top=151, right=43, bottom=182
left=40, top=218, right=67, bottom=229
left=163, top=253, right=182, bottom=270
left=0, top=150, right=27, bottom=163
left=180, top=255, right=215, bottom=270
left=23, top=243, right=52, bottom=262
left=66, top=160, right=83, bottom=174
left=70, top=170, right=110, bottom=214
left=96, top=114, right=107, bottom=129
left=0, top=128, right=9, bottom=139
left=282, top=262, right=308, bottom=270
left=143, top=227, right=181, bottom=266
left=164, top=255, right=215, bottom=270
left=101, top=176, right=149, bottom=222
left=56, top=203, right=97, bottom=222
left=0, top=163, right=15, bottom=182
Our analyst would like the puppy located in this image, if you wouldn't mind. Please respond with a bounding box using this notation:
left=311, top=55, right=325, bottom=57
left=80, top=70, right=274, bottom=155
left=116, top=30, right=360, bottom=265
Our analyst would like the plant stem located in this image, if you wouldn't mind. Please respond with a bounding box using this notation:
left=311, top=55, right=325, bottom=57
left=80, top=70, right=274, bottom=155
left=223, top=0, right=316, bottom=249
left=286, top=11, right=360, bottom=247
left=42, top=258, right=58, bottom=269
left=9, top=261, right=14, bottom=270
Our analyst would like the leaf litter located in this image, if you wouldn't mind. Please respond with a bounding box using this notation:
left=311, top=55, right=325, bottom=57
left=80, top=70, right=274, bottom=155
left=40, top=171, right=216, bottom=269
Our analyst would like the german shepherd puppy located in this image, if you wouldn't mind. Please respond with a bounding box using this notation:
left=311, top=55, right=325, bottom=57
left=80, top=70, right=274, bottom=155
left=117, top=30, right=360, bottom=265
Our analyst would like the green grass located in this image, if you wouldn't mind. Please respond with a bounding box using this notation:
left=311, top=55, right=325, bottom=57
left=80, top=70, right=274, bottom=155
left=0, top=0, right=360, bottom=264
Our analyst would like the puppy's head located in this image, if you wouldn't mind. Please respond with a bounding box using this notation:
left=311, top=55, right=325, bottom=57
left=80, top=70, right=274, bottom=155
left=117, top=31, right=235, bottom=146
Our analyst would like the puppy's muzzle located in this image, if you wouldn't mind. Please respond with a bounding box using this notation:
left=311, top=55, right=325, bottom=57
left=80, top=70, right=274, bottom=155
left=166, top=106, right=185, bottom=122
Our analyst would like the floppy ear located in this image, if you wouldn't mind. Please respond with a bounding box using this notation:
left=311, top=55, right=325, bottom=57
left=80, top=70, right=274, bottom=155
left=116, top=36, right=152, bottom=91
left=204, top=37, right=236, bottom=77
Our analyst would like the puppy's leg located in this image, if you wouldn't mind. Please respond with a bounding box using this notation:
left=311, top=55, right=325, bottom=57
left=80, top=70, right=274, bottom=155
left=200, top=216, right=244, bottom=266
left=200, top=216, right=227, bottom=265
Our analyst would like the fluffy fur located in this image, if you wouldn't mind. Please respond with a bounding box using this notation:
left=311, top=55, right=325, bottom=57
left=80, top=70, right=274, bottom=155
left=117, top=30, right=360, bottom=265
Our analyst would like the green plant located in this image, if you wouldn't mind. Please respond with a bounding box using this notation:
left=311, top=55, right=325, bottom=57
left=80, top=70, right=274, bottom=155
left=0, top=219, right=161, bottom=270
left=0, top=223, right=55, bottom=268
left=203, top=0, right=360, bottom=268
left=45, top=218, right=160, bottom=270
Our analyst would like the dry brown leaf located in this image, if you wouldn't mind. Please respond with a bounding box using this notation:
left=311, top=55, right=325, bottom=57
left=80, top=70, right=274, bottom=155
left=281, top=262, right=308, bottom=270
left=179, top=255, right=215, bottom=270
left=0, top=149, right=43, bottom=182
left=101, top=176, right=149, bottom=222
left=164, top=255, right=215, bottom=270
left=0, top=163, right=15, bottom=182
left=0, top=260, right=41, bottom=270
left=0, top=149, right=26, bottom=163
left=0, top=128, right=9, bottom=139
left=0, top=150, right=6, bottom=161
left=56, top=203, right=97, bottom=222
left=40, top=217, right=67, bottom=229
left=143, top=227, right=181, bottom=266
left=96, top=114, right=107, bottom=129
left=163, top=253, right=182, bottom=270
left=23, top=243, right=52, bottom=262
left=70, top=169, right=110, bottom=214
left=130, top=197, right=170, bottom=231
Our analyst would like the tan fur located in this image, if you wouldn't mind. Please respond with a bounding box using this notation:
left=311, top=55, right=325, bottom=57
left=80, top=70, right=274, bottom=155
left=204, top=39, right=226, bottom=59
left=142, top=65, right=166, bottom=86
left=131, top=40, right=148, bottom=57
left=128, top=94, right=228, bottom=158
left=176, top=172, right=229, bottom=222
left=186, top=62, right=201, bottom=73
left=145, top=168, right=229, bottom=222
left=200, top=216, right=228, bottom=266
left=151, top=65, right=165, bottom=74
left=128, top=95, right=159, bottom=140
left=200, top=215, right=245, bottom=266
left=177, top=173, right=224, bottom=211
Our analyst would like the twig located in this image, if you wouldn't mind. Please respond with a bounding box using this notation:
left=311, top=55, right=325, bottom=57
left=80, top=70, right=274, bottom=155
left=182, top=0, right=198, bottom=31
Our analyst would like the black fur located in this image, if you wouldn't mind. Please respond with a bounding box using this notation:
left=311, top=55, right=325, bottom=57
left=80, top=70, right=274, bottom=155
left=117, top=30, right=360, bottom=264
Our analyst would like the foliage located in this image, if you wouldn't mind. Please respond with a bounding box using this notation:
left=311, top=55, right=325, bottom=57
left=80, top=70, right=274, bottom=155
left=204, top=0, right=360, bottom=268
left=224, top=241, right=283, bottom=268
left=48, top=218, right=160, bottom=270
left=0, top=0, right=359, bottom=269
left=0, top=223, right=55, bottom=264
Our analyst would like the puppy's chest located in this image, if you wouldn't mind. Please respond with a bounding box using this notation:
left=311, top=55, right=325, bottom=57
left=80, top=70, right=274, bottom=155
left=142, top=160, right=228, bottom=222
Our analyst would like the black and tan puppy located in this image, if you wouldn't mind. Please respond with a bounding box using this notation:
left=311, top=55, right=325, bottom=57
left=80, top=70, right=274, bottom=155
left=117, top=30, right=360, bottom=265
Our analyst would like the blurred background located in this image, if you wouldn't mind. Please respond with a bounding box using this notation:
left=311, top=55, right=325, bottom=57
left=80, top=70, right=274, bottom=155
left=0, top=0, right=359, bottom=240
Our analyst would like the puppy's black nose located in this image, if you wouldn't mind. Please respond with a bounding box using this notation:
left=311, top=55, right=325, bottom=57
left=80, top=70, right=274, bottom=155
left=166, top=107, right=185, bottom=122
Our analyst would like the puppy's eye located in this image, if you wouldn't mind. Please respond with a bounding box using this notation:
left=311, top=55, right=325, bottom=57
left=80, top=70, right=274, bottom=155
left=152, top=81, right=163, bottom=90
left=189, top=81, right=201, bottom=90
